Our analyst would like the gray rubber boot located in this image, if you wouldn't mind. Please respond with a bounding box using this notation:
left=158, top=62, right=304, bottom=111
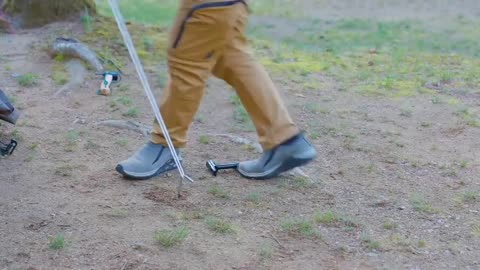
left=116, top=142, right=180, bottom=180
left=237, top=133, right=316, bottom=180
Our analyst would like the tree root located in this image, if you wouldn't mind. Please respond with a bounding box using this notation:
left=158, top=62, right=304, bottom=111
left=50, top=37, right=103, bottom=73
left=95, top=120, right=151, bottom=138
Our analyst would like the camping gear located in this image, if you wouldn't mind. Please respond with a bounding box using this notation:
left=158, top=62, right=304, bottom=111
left=0, top=89, right=20, bottom=156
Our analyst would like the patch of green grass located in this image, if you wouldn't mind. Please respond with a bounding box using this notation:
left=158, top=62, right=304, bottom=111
left=195, top=115, right=205, bottom=123
left=17, top=73, right=39, bottom=87
left=115, top=139, right=128, bottom=147
left=399, top=108, right=413, bottom=118
left=246, top=192, right=261, bottom=203
left=233, top=103, right=252, bottom=124
left=259, top=242, right=274, bottom=261
left=181, top=211, right=204, bottom=221
left=421, top=122, right=432, bottom=128
left=84, top=140, right=99, bottom=150
left=418, top=240, right=427, bottom=248
left=28, top=142, right=39, bottom=151
left=109, top=100, right=118, bottom=109
left=410, top=193, right=437, bottom=213
left=198, top=135, right=211, bottom=145
left=123, top=108, right=139, bottom=118
left=361, top=232, right=382, bottom=251
left=460, top=160, right=468, bottom=169
left=116, top=96, right=132, bottom=106
left=454, top=107, right=480, bottom=127
left=305, top=102, right=328, bottom=114
left=230, top=95, right=255, bottom=131
left=308, top=130, right=321, bottom=140
left=251, top=16, right=480, bottom=99
left=208, top=185, right=230, bottom=199
left=10, top=129, right=23, bottom=142
left=472, top=223, right=480, bottom=237
left=52, top=65, right=69, bottom=85
left=431, top=96, right=443, bottom=104
left=364, top=163, right=377, bottom=173
left=205, top=217, right=234, bottom=234
left=95, top=0, right=178, bottom=27
left=314, top=210, right=337, bottom=225
left=458, top=190, right=479, bottom=204
left=314, top=210, right=359, bottom=229
left=5, top=95, right=17, bottom=105
left=154, top=226, right=189, bottom=248
left=117, top=84, right=129, bottom=92
left=281, top=218, right=320, bottom=238
left=49, top=234, right=65, bottom=250
left=157, top=71, right=168, bottom=88
left=54, top=164, right=74, bottom=177
left=107, top=208, right=129, bottom=218
left=143, top=36, right=154, bottom=52
left=280, top=176, right=313, bottom=189
left=388, top=233, right=411, bottom=249
left=66, top=130, right=79, bottom=143
left=441, top=168, right=458, bottom=178
left=80, top=7, right=93, bottom=33
left=249, top=0, right=296, bottom=17
left=383, top=219, right=398, bottom=230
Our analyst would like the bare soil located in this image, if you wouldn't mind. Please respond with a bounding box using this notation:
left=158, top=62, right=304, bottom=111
left=1, top=2, right=480, bottom=270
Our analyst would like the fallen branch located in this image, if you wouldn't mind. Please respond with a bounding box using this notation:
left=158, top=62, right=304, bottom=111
left=120, top=261, right=128, bottom=270
left=96, top=120, right=151, bottom=137
left=269, top=232, right=286, bottom=250
left=50, top=37, right=104, bottom=72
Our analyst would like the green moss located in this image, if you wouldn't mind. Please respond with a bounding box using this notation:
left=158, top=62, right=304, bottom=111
left=17, top=73, right=39, bottom=87
left=52, top=63, right=69, bottom=86
left=80, top=16, right=168, bottom=70
left=281, top=218, right=320, bottom=238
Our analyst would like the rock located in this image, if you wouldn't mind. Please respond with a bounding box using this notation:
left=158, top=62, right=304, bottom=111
left=131, top=242, right=148, bottom=251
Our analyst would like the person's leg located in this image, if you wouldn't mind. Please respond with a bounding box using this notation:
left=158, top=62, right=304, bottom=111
left=212, top=3, right=316, bottom=179
left=116, top=1, right=230, bottom=180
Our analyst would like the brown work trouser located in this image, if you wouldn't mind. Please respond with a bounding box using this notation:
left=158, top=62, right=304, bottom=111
left=151, top=0, right=299, bottom=151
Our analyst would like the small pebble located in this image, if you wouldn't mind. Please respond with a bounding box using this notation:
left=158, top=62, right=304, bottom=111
left=132, top=242, right=148, bottom=251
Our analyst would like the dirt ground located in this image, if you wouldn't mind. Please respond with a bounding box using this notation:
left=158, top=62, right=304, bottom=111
left=1, top=1, right=480, bottom=270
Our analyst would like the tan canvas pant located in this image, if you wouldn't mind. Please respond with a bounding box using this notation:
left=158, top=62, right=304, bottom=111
left=151, top=0, right=299, bottom=151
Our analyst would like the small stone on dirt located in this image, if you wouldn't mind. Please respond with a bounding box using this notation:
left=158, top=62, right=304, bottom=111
left=132, top=242, right=149, bottom=251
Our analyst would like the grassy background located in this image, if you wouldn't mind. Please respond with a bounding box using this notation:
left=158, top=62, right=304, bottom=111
left=95, top=0, right=178, bottom=26
left=94, top=0, right=301, bottom=26
left=93, top=0, right=480, bottom=123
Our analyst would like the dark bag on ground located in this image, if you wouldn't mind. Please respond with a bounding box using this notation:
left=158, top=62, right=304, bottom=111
left=0, top=89, right=19, bottom=125
left=0, top=89, right=20, bottom=156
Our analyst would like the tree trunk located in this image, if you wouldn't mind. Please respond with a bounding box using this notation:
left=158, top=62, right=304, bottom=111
left=2, top=0, right=96, bottom=28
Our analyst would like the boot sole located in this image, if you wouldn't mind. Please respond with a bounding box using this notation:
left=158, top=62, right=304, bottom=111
left=237, top=154, right=315, bottom=180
